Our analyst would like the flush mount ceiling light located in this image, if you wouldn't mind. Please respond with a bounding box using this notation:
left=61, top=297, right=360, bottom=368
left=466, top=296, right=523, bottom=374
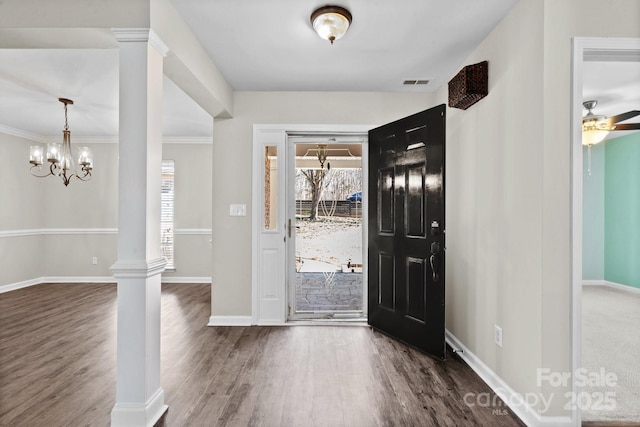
left=29, top=98, right=93, bottom=186
left=310, top=5, right=352, bottom=45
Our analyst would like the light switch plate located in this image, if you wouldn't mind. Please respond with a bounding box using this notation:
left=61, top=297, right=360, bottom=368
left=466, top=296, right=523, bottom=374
left=229, top=204, right=247, bottom=217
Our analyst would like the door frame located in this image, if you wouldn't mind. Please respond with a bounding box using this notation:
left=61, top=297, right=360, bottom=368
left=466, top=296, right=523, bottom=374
left=286, top=133, right=369, bottom=321
left=570, top=37, right=640, bottom=427
left=252, top=124, right=373, bottom=325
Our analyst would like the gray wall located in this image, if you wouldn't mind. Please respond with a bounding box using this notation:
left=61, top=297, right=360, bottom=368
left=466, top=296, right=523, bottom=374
left=211, top=91, right=432, bottom=316
left=206, top=0, right=640, bottom=420
left=0, top=133, right=212, bottom=289
left=428, top=0, right=640, bottom=417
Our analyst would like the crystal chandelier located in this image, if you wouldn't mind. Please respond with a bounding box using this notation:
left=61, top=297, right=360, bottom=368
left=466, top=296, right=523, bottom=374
left=29, top=98, right=93, bottom=186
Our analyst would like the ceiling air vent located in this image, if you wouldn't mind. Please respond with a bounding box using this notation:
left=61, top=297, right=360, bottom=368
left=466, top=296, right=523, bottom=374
left=403, top=79, right=430, bottom=86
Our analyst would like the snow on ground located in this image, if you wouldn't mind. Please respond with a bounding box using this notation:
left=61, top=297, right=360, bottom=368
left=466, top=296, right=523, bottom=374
left=295, top=216, right=363, bottom=269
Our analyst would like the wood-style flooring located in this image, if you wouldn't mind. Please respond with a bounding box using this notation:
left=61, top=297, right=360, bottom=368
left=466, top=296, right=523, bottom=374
left=0, top=283, right=524, bottom=426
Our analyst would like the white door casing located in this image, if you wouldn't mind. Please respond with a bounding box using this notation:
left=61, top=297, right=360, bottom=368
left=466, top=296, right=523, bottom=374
left=570, top=37, right=640, bottom=427
left=252, top=124, right=372, bottom=325
left=286, top=133, right=369, bottom=321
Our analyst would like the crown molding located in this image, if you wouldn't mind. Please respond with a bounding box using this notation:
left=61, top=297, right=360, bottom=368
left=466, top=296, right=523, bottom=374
left=149, top=29, right=169, bottom=57
left=162, top=136, right=213, bottom=144
left=66, top=136, right=120, bottom=144
left=0, top=124, right=46, bottom=143
left=111, top=28, right=152, bottom=43
left=68, top=136, right=213, bottom=144
left=111, top=28, right=169, bottom=57
left=2, top=131, right=213, bottom=145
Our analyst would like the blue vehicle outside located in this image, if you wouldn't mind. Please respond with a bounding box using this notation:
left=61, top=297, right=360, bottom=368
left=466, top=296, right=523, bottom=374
left=345, top=191, right=362, bottom=202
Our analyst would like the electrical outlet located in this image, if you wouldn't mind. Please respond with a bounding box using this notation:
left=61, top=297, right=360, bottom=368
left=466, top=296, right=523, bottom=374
left=92, top=257, right=98, bottom=265
left=494, top=325, right=503, bottom=348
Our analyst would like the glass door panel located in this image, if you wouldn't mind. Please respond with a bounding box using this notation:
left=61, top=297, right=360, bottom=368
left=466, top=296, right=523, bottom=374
left=288, top=140, right=365, bottom=320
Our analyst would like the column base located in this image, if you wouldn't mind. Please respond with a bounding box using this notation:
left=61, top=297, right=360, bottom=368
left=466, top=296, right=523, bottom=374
left=111, top=388, right=168, bottom=427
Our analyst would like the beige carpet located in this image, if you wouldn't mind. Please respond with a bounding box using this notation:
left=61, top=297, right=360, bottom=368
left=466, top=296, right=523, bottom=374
left=582, top=285, right=640, bottom=422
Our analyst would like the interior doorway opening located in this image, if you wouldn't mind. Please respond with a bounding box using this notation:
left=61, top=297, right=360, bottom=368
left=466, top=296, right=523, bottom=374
left=572, top=37, right=640, bottom=426
left=287, top=137, right=367, bottom=321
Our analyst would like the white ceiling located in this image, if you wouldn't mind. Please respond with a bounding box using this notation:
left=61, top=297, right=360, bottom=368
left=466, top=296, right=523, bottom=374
left=0, top=49, right=213, bottom=139
left=170, top=0, right=519, bottom=92
left=0, top=0, right=638, bottom=140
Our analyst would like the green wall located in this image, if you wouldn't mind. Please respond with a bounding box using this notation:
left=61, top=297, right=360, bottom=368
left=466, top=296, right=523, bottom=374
left=604, top=132, right=640, bottom=289
left=582, top=143, right=605, bottom=280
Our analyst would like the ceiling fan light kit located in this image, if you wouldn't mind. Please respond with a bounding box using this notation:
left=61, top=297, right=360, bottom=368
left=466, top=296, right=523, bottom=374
left=581, top=99, right=640, bottom=146
left=581, top=100, right=640, bottom=175
left=310, top=5, right=352, bottom=45
left=582, top=100, right=613, bottom=146
left=448, top=61, right=489, bottom=110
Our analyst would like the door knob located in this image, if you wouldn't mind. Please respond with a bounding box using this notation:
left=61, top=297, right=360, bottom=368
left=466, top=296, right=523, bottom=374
left=430, top=241, right=440, bottom=282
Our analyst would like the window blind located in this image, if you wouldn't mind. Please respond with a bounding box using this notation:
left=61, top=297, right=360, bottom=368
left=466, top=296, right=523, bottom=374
left=161, top=160, right=175, bottom=269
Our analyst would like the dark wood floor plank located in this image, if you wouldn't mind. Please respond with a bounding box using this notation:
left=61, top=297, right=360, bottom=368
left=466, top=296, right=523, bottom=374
left=1, top=283, right=117, bottom=427
left=1, top=283, right=525, bottom=427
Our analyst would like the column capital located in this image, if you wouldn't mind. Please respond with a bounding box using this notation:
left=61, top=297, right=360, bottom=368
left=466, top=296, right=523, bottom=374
left=111, top=28, right=169, bottom=57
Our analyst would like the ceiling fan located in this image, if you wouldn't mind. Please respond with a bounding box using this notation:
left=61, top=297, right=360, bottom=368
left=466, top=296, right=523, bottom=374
left=582, top=100, right=640, bottom=146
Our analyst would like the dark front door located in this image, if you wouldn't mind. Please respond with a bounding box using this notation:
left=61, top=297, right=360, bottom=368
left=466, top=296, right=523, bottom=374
left=368, top=104, right=446, bottom=359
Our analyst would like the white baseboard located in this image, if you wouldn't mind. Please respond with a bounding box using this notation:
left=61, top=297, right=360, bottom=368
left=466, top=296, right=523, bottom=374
left=0, top=277, right=114, bottom=293
left=161, top=276, right=212, bottom=284
left=536, top=416, right=575, bottom=426
left=582, top=280, right=640, bottom=294
left=581, top=280, right=605, bottom=286
left=43, top=276, right=115, bottom=283
left=0, top=278, right=42, bottom=294
left=208, top=315, right=252, bottom=326
left=111, top=388, right=167, bottom=427
left=256, top=318, right=288, bottom=326
left=445, top=330, right=572, bottom=427
left=604, top=280, right=640, bottom=294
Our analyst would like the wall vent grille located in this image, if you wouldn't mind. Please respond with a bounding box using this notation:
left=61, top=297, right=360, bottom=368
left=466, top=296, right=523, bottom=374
left=403, top=79, right=430, bottom=86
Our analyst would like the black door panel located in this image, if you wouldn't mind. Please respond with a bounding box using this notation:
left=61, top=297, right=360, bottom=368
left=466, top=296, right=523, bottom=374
left=368, top=105, right=446, bottom=359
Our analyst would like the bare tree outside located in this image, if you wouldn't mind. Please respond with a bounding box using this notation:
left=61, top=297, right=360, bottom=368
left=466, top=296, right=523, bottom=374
left=296, top=168, right=362, bottom=220
left=299, top=169, right=325, bottom=220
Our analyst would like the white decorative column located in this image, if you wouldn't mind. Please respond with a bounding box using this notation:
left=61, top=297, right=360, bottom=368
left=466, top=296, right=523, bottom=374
left=110, top=28, right=169, bottom=427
